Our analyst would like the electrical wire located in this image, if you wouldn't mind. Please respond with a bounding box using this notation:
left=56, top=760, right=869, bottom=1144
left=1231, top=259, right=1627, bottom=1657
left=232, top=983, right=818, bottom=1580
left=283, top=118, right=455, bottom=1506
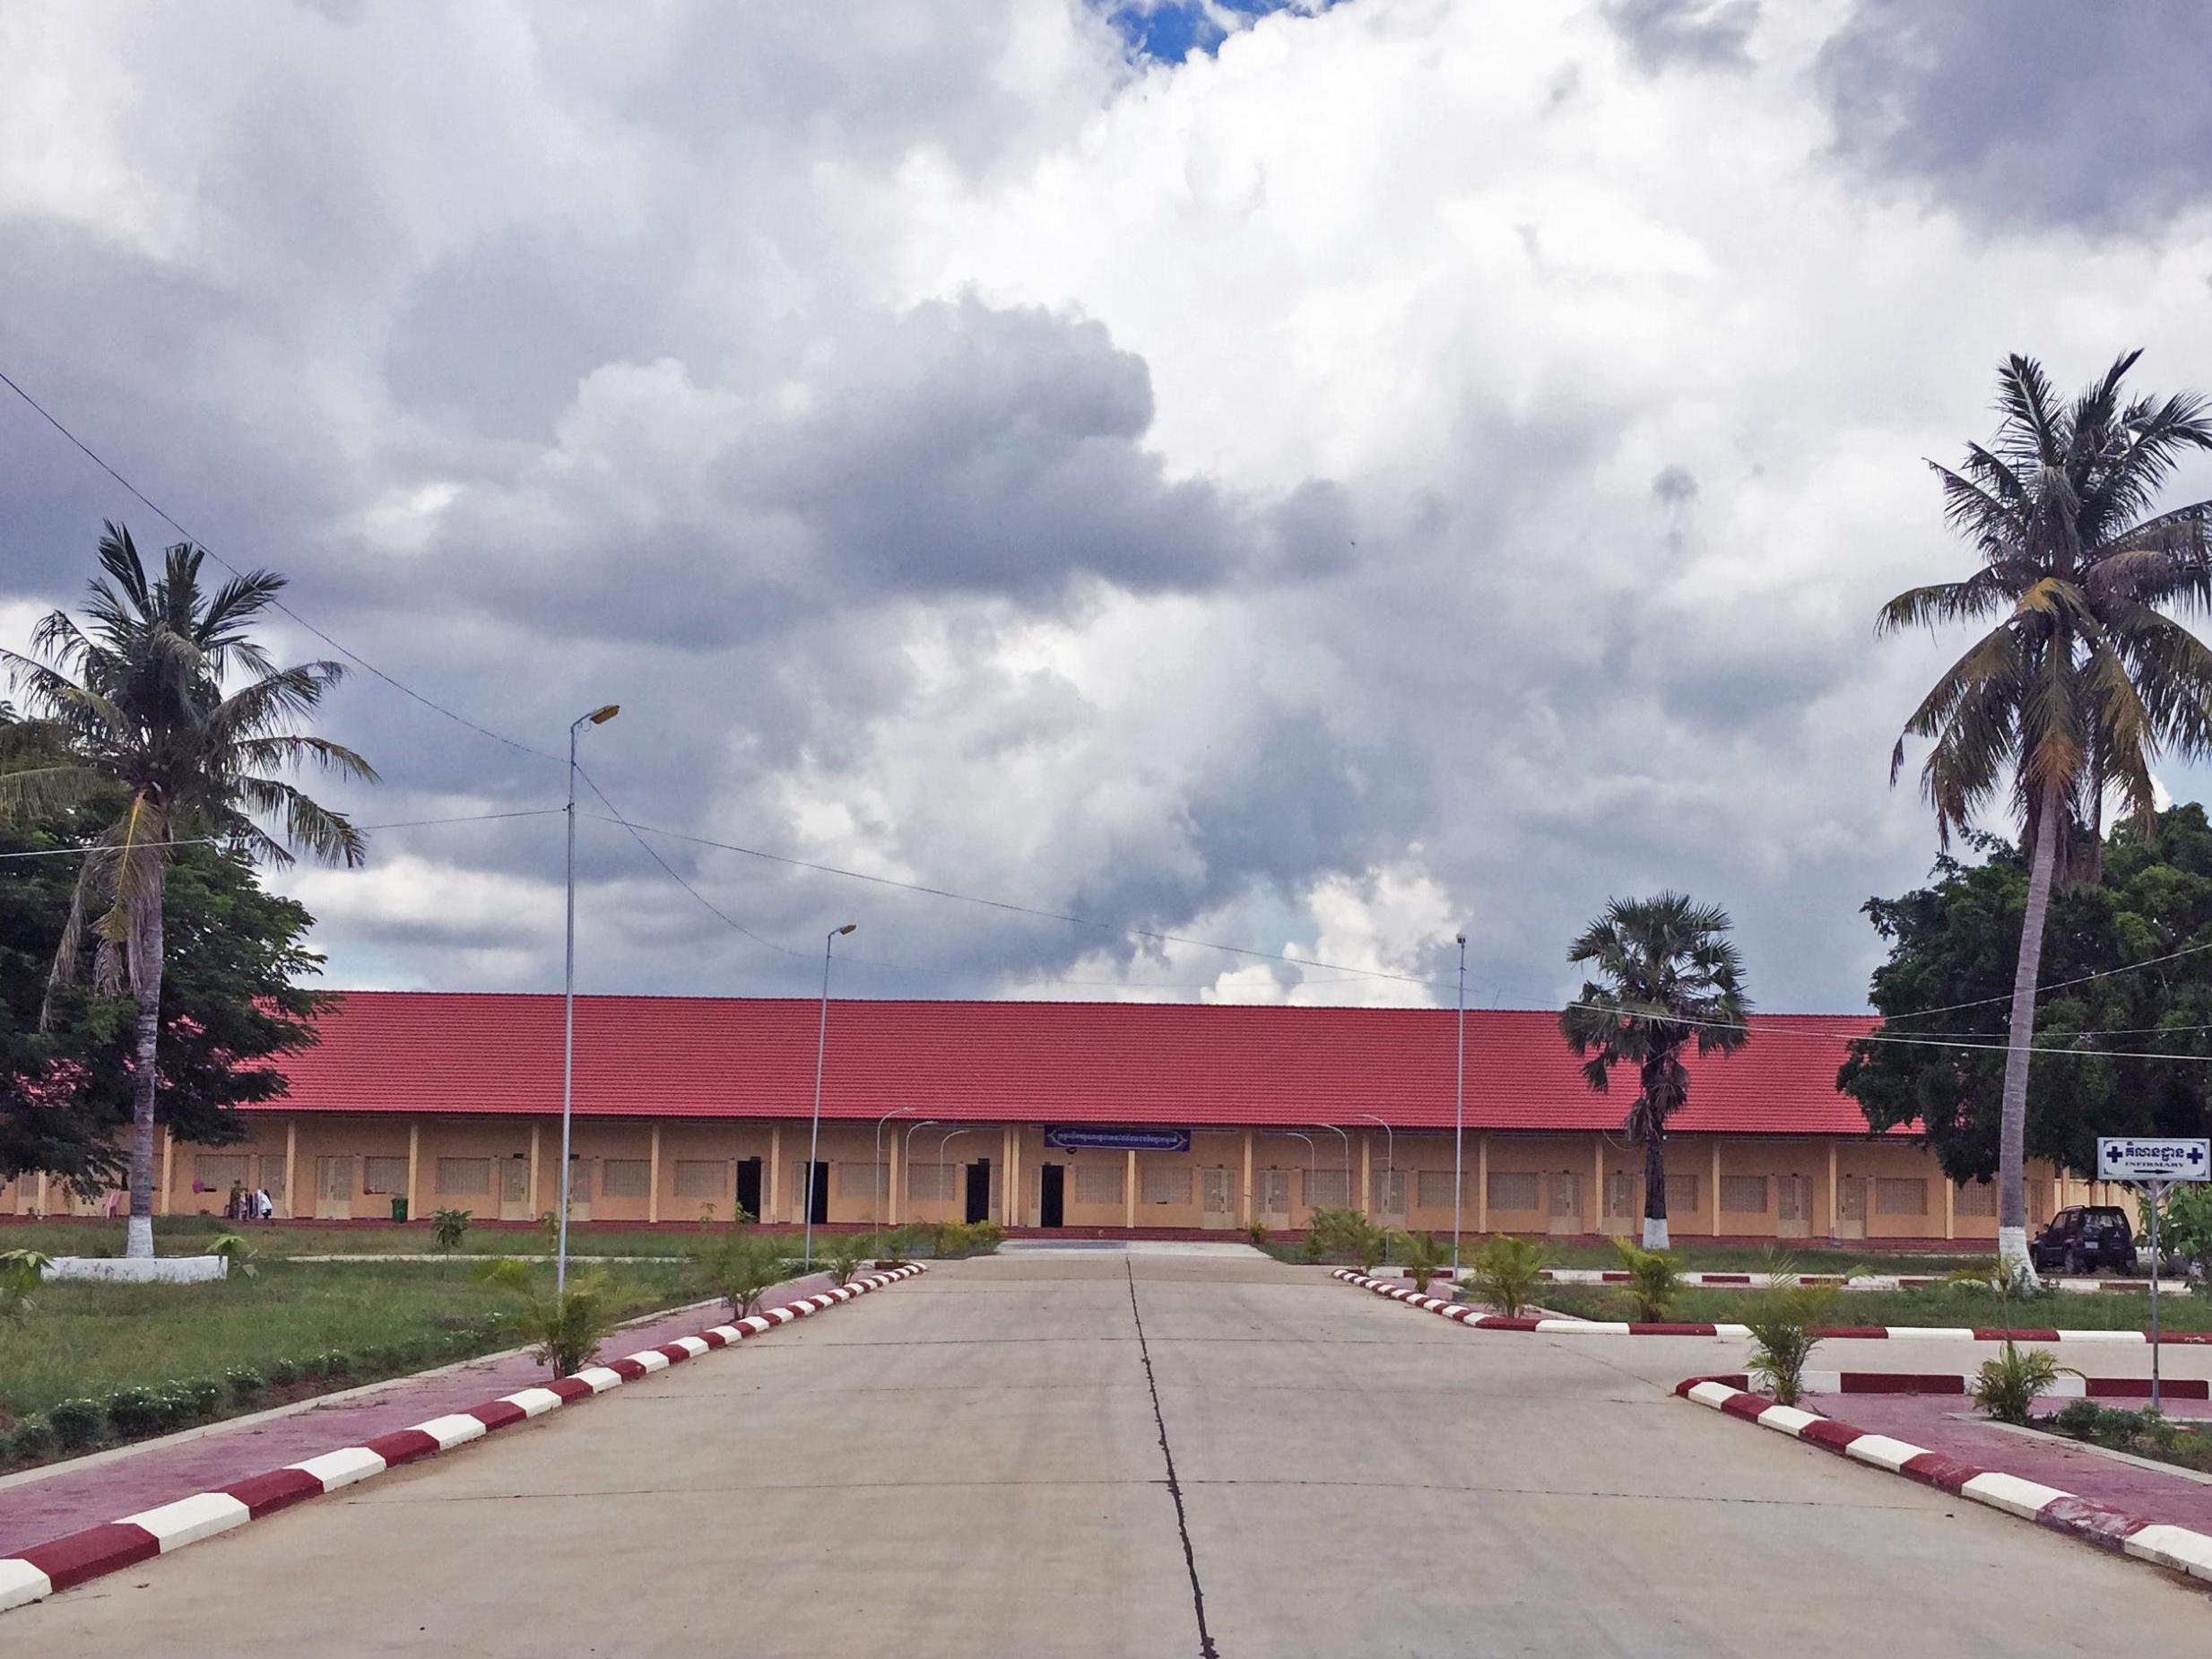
left=0, top=366, right=560, bottom=765
left=0, top=807, right=564, bottom=860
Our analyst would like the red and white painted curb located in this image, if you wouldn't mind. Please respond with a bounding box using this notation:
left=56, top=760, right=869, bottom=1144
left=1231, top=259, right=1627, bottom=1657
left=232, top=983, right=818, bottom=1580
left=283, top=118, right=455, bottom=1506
left=1675, top=1377, right=2212, bottom=1584
left=0, top=1264, right=926, bottom=1615
left=1531, top=1267, right=2184, bottom=1297
left=1687, top=1370, right=2209, bottom=1401
left=1332, top=1269, right=2212, bottom=1343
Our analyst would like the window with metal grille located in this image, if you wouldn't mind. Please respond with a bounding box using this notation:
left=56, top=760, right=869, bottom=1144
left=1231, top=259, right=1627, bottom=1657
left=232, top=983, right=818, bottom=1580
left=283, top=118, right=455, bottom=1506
left=259, top=1157, right=286, bottom=1203
left=1074, top=1165, right=1123, bottom=1206
left=601, top=1160, right=650, bottom=1197
left=362, top=1156, right=408, bottom=1194
left=1663, top=1173, right=1700, bottom=1214
left=906, top=1161, right=952, bottom=1201
left=1417, top=1169, right=1462, bottom=1210
left=672, top=1160, right=726, bottom=1199
left=1875, top=1177, right=1928, bottom=1216
left=1258, top=1169, right=1290, bottom=1215
left=1603, top=1170, right=1636, bottom=1218
left=195, top=1154, right=250, bottom=1190
left=1778, top=1175, right=1809, bottom=1221
left=1141, top=1164, right=1190, bottom=1205
left=1372, top=1170, right=1406, bottom=1215
left=1720, top=1176, right=1768, bottom=1215
left=1955, top=1180, right=1997, bottom=1217
left=1306, top=1168, right=1349, bottom=1208
left=1486, top=1170, right=1540, bottom=1212
left=435, top=1158, right=490, bottom=1196
left=839, top=1161, right=887, bottom=1198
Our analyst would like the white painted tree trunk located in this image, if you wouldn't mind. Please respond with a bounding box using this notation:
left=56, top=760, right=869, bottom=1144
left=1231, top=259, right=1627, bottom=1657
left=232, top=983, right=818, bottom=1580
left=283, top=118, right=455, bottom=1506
left=1643, top=1216, right=1670, bottom=1250
left=1996, top=777, right=2063, bottom=1289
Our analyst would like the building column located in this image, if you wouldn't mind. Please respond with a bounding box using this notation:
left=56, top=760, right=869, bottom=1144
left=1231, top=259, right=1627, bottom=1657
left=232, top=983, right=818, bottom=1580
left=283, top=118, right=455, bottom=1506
left=1475, top=1133, right=1489, bottom=1233
left=1711, top=1140, right=1722, bottom=1237
left=647, top=1123, right=661, bottom=1224
left=1358, top=1133, right=1372, bottom=1218
left=1593, top=1136, right=1605, bottom=1236
left=1125, top=1149, right=1137, bottom=1229
left=160, top=1127, right=174, bottom=1215
left=1240, top=1129, right=1253, bottom=1227
left=528, top=1122, right=541, bottom=1216
left=1943, top=1170, right=1956, bottom=1241
left=284, top=1120, right=298, bottom=1220
left=768, top=1124, right=782, bottom=1225
left=37, top=1171, right=49, bottom=1216
left=1002, top=1126, right=1017, bottom=1228
left=889, top=1128, right=904, bottom=1227
left=406, top=1120, right=420, bottom=1221
left=1826, top=1141, right=1839, bottom=1242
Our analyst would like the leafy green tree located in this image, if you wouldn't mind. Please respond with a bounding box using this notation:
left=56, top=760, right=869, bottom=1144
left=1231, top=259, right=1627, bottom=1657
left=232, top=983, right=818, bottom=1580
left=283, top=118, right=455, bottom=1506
left=0, top=526, right=373, bottom=1256
left=1559, top=893, right=1750, bottom=1249
left=1841, top=805, right=2212, bottom=1184
left=1878, top=352, right=2212, bottom=1277
left=1, top=742, right=330, bottom=1186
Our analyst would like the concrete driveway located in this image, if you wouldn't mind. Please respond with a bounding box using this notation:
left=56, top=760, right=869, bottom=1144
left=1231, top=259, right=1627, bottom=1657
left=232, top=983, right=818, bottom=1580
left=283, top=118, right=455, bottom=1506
left=11, top=1255, right=2210, bottom=1655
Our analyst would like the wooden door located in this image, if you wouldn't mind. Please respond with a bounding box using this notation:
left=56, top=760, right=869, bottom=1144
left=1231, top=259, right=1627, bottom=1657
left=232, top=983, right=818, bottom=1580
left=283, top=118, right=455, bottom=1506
left=499, top=1157, right=532, bottom=1221
left=1547, top=1172, right=1583, bottom=1237
left=1837, top=1175, right=1868, bottom=1240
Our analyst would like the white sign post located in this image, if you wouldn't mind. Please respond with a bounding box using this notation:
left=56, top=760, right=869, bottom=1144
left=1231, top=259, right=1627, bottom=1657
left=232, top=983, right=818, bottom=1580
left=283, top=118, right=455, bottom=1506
left=2095, top=1138, right=2211, bottom=1411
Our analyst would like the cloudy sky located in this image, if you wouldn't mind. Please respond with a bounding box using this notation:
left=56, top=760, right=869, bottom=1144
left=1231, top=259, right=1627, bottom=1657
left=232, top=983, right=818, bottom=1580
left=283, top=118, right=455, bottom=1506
left=5, top=0, right=2212, bottom=1014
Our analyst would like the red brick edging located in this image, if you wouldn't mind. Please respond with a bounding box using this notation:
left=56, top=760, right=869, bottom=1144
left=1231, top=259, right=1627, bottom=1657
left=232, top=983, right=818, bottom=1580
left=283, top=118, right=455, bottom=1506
left=1675, top=1377, right=2212, bottom=1584
left=1332, top=1269, right=2212, bottom=1343
left=0, top=1264, right=926, bottom=1615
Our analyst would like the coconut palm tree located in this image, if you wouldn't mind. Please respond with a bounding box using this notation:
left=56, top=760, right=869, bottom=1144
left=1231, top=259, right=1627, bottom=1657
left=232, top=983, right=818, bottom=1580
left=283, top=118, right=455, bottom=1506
left=1881, top=352, right=2212, bottom=1280
left=1559, top=893, right=1750, bottom=1250
left=0, top=525, right=374, bottom=1259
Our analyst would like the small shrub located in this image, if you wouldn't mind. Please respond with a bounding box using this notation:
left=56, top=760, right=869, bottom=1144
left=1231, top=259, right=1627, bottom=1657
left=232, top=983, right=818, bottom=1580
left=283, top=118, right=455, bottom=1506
left=477, top=1258, right=620, bottom=1377
left=265, top=1357, right=302, bottom=1386
left=1246, top=1220, right=1270, bottom=1248
left=1611, top=1238, right=1685, bottom=1322
left=1743, top=1291, right=1834, bottom=1407
left=227, top=1366, right=266, bottom=1406
left=1308, top=1207, right=1384, bottom=1268
left=827, top=1238, right=868, bottom=1287
left=315, top=1349, right=354, bottom=1382
left=702, top=1235, right=788, bottom=1318
left=877, top=1225, right=922, bottom=1267
left=969, top=1220, right=1004, bottom=1252
left=698, top=1203, right=718, bottom=1231
left=1971, top=1341, right=2069, bottom=1425
left=933, top=1220, right=976, bottom=1258
left=0, top=1247, right=49, bottom=1333
left=207, top=1233, right=257, bottom=1281
left=1298, top=1230, right=1325, bottom=1264
left=107, top=1386, right=168, bottom=1439
left=7, top=1415, right=55, bottom=1464
left=1394, top=1229, right=1453, bottom=1291
left=1467, top=1235, right=1549, bottom=1317
left=49, top=1398, right=104, bottom=1453
left=174, top=1377, right=223, bottom=1420
left=2052, top=1396, right=2104, bottom=1438
left=430, top=1208, right=473, bottom=1250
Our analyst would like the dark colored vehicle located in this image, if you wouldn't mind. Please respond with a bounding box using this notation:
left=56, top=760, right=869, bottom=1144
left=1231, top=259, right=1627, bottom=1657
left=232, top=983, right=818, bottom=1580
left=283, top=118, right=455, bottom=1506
left=2029, top=1205, right=2138, bottom=1274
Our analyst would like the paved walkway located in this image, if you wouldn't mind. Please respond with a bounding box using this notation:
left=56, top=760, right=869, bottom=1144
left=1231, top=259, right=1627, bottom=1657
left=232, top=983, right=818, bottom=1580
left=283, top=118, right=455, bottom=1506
left=10, top=1258, right=2212, bottom=1655
left=0, top=1272, right=830, bottom=1558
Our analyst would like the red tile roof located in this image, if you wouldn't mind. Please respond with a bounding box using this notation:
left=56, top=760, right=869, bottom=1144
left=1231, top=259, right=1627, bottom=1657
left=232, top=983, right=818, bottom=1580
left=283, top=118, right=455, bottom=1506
left=257, top=992, right=1891, bottom=1138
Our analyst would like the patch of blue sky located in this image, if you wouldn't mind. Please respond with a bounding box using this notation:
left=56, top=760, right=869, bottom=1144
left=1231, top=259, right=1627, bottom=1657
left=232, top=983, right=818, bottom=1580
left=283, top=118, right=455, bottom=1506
left=1097, top=1, right=1342, bottom=64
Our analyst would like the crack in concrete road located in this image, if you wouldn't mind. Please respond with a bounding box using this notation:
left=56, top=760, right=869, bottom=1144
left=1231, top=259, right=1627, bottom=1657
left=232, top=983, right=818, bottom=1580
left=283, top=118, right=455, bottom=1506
left=1127, top=1261, right=1221, bottom=1659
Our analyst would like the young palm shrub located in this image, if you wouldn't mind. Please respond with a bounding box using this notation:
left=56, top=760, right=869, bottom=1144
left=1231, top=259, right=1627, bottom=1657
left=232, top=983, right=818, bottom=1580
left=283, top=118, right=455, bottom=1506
left=1466, top=1235, right=1549, bottom=1317
left=702, top=1235, right=787, bottom=1319
left=1611, top=1237, right=1684, bottom=1322
left=1971, top=1341, right=2072, bottom=1425
left=876, top=1225, right=922, bottom=1268
left=1742, top=1282, right=1838, bottom=1405
left=476, top=1259, right=619, bottom=1378
left=1395, top=1229, right=1453, bottom=1291
left=207, top=1232, right=257, bottom=1281
left=430, top=1208, right=472, bottom=1250
left=826, top=1238, right=868, bottom=1287
left=0, top=1248, right=49, bottom=1339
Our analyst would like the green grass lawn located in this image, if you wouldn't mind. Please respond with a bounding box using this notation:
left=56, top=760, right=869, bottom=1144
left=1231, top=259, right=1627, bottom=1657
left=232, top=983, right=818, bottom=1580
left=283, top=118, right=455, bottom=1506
left=1532, top=1239, right=1995, bottom=1275
left=0, top=1257, right=703, bottom=1427
left=1539, top=1281, right=2212, bottom=1332
left=0, top=1215, right=786, bottom=1259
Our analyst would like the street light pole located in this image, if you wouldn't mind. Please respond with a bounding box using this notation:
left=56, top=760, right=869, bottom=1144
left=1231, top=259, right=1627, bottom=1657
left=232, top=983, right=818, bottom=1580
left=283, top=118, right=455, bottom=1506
left=558, top=702, right=619, bottom=1300
left=804, top=924, right=857, bottom=1268
left=1283, top=1130, right=1317, bottom=1223
left=1357, top=1112, right=1394, bottom=1213
left=873, top=1106, right=915, bottom=1246
left=1313, top=1123, right=1349, bottom=1196
left=1453, top=931, right=1467, bottom=1279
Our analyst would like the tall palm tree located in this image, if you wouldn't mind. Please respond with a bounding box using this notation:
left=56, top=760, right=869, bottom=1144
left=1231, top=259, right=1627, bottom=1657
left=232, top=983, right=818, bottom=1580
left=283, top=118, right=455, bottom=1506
left=1881, top=352, right=2212, bottom=1280
left=1559, top=893, right=1750, bottom=1250
left=0, top=525, right=374, bottom=1258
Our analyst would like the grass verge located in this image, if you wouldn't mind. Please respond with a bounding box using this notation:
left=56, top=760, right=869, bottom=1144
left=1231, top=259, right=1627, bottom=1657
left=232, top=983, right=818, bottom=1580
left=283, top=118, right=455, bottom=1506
left=1540, top=1281, right=2212, bottom=1331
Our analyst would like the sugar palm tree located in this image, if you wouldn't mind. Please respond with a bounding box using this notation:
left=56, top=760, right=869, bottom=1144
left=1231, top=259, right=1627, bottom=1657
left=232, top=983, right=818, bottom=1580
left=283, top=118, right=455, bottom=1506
left=1559, top=893, right=1750, bottom=1250
left=0, top=525, right=374, bottom=1258
left=1881, top=352, right=2212, bottom=1280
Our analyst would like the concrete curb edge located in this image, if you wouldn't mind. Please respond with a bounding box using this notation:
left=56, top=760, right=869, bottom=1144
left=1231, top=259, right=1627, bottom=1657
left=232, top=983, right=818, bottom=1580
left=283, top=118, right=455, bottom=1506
left=0, top=1264, right=928, bottom=1615
left=1672, top=1376, right=2212, bottom=1585
left=1331, top=1269, right=2212, bottom=1343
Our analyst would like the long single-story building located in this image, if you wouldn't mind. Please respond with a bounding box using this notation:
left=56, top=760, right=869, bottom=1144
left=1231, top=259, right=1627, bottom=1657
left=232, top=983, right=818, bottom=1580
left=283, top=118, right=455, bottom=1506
left=0, top=992, right=2117, bottom=1241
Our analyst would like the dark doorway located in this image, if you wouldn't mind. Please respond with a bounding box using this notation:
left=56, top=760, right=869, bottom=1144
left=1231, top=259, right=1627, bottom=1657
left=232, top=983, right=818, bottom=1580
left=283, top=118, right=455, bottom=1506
left=735, top=1158, right=762, bottom=1222
left=807, top=1160, right=829, bottom=1227
left=1039, top=1161, right=1065, bottom=1229
left=965, top=1159, right=992, bottom=1225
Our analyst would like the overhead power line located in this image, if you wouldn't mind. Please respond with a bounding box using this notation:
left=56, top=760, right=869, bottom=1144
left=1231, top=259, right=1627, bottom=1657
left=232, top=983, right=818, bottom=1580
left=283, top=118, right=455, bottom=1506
left=0, top=366, right=560, bottom=765
left=1874, top=934, right=2212, bottom=1024
left=0, top=807, right=564, bottom=861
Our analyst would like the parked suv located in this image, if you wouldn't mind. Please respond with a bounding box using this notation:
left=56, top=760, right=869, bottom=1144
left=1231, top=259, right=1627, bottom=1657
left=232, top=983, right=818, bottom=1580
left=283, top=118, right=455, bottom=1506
left=2029, top=1205, right=2138, bottom=1274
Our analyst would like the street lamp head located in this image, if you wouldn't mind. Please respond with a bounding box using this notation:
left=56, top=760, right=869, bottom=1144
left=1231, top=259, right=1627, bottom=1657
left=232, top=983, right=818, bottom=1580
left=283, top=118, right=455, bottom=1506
left=1455, top=931, right=1466, bottom=946
left=834, top=923, right=857, bottom=936
left=574, top=704, right=620, bottom=730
